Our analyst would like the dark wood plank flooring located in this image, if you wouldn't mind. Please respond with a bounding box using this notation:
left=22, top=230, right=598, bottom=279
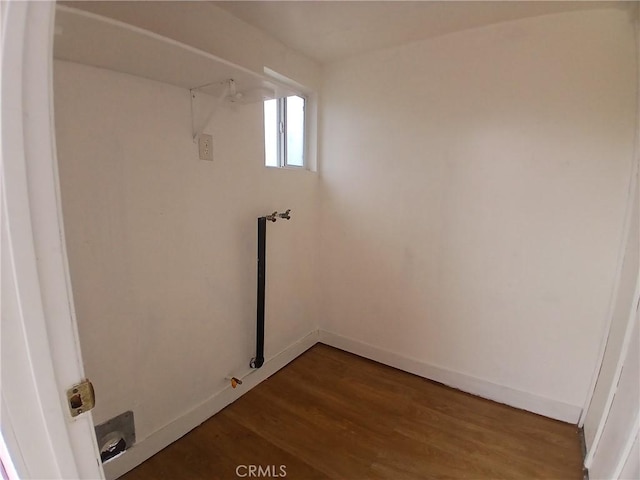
left=121, top=344, right=583, bottom=479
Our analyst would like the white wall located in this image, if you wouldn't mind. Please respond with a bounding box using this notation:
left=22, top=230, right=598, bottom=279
left=52, top=4, right=321, bottom=468
left=54, top=4, right=637, bottom=461
left=319, top=8, right=637, bottom=419
left=53, top=57, right=319, bottom=450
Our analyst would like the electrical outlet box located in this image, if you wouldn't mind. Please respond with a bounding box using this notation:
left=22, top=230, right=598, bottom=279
left=198, top=134, right=213, bottom=161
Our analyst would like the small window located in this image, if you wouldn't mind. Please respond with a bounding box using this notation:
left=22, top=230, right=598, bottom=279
left=264, top=95, right=305, bottom=168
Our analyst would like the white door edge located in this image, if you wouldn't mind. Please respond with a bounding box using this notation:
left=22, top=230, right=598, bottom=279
left=612, top=412, right=640, bottom=479
left=579, top=159, right=639, bottom=430
left=579, top=10, right=640, bottom=422
left=1, top=1, right=103, bottom=478
left=580, top=7, right=640, bottom=468
left=615, top=428, right=639, bottom=480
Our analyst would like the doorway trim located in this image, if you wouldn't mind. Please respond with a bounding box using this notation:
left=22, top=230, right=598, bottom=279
left=1, top=1, right=103, bottom=477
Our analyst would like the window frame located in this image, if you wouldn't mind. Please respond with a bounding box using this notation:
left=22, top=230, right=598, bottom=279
left=264, top=94, right=306, bottom=169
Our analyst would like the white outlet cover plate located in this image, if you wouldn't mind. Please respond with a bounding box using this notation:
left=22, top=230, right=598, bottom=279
left=198, top=134, right=213, bottom=161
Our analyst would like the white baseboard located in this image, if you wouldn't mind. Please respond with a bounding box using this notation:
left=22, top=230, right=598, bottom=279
left=103, top=330, right=319, bottom=480
left=319, top=330, right=582, bottom=424
left=104, top=328, right=582, bottom=479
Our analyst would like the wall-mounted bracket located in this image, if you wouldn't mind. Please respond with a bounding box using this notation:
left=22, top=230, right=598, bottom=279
left=191, top=78, right=278, bottom=142
left=190, top=80, right=232, bottom=142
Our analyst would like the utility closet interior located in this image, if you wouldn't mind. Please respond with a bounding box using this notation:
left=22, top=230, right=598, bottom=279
left=50, top=1, right=638, bottom=479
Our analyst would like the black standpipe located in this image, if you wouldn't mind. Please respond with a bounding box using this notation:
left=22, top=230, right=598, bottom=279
left=251, top=216, right=267, bottom=369
left=251, top=210, right=290, bottom=369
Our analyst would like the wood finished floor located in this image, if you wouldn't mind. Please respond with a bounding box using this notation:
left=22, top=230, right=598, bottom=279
left=121, top=344, right=583, bottom=480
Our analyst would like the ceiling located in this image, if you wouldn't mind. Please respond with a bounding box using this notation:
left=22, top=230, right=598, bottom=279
left=215, top=1, right=629, bottom=64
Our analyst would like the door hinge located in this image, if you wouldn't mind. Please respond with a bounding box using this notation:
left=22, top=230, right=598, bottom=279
left=66, top=379, right=95, bottom=417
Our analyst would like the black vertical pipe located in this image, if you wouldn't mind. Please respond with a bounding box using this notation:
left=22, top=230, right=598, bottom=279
left=251, top=216, right=266, bottom=369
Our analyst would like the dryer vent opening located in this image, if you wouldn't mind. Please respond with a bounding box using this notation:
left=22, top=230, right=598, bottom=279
left=95, top=410, right=136, bottom=464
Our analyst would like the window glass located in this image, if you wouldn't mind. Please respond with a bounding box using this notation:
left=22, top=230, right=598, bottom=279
left=264, top=99, right=278, bottom=167
left=285, top=95, right=305, bottom=167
